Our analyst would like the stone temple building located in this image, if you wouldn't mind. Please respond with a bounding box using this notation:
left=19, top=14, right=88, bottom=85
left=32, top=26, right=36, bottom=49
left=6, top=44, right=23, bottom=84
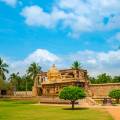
left=32, top=64, right=89, bottom=96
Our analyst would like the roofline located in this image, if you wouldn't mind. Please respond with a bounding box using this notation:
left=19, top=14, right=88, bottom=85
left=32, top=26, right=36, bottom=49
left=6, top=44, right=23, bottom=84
left=37, top=68, right=87, bottom=74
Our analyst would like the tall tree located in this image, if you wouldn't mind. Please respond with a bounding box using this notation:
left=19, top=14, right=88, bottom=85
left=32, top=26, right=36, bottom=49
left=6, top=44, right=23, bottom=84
left=21, top=75, right=34, bottom=91
left=9, top=72, right=21, bottom=91
left=0, top=58, right=9, bottom=80
left=71, top=61, right=82, bottom=69
left=27, top=62, right=41, bottom=81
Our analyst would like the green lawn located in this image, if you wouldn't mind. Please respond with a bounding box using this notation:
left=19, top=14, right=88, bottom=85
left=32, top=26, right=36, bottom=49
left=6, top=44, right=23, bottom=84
left=0, top=100, right=113, bottom=120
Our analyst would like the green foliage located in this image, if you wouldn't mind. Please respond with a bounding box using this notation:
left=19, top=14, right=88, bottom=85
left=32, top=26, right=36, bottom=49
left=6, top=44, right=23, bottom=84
left=59, top=86, right=86, bottom=109
left=0, top=101, right=113, bottom=120
left=71, top=61, right=82, bottom=69
left=21, top=75, right=34, bottom=91
left=97, top=73, right=112, bottom=83
left=8, top=73, right=34, bottom=91
left=27, top=62, right=41, bottom=80
left=0, top=57, right=9, bottom=80
left=109, top=89, right=120, bottom=103
left=112, top=76, right=120, bottom=83
left=89, top=73, right=120, bottom=84
left=59, top=86, right=86, bottom=101
left=89, top=76, right=96, bottom=84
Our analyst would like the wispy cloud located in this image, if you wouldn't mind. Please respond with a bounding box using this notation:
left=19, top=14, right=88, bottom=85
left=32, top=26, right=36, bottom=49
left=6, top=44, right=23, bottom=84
left=21, top=0, right=120, bottom=37
left=3, top=49, right=120, bottom=76
left=107, top=32, right=120, bottom=49
left=1, top=0, right=17, bottom=7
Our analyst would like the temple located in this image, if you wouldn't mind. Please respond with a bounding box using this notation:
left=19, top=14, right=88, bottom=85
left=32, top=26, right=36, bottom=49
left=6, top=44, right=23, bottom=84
left=32, top=64, right=89, bottom=96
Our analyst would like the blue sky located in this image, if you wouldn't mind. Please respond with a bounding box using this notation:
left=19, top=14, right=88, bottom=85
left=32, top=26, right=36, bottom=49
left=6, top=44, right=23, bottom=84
left=0, top=0, right=120, bottom=76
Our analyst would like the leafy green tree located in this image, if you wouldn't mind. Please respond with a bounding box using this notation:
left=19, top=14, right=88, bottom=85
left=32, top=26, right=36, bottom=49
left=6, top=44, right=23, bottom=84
left=59, top=86, right=86, bottom=109
left=89, top=76, right=96, bottom=84
left=89, top=74, right=120, bottom=84
left=112, top=76, right=120, bottom=83
left=27, top=62, right=41, bottom=81
left=0, top=58, right=9, bottom=80
left=21, top=75, right=34, bottom=91
left=97, top=73, right=112, bottom=83
left=9, top=72, right=21, bottom=91
left=71, top=61, right=82, bottom=69
left=109, top=89, right=120, bottom=104
left=91, top=73, right=112, bottom=84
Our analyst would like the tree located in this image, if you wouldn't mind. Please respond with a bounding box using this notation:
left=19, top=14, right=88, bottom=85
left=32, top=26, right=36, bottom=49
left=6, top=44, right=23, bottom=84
left=89, top=76, right=96, bottom=84
left=109, top=89, right=120, bottom=104
left=59, top=86, right=86, bottom=109
left=0, top=58, right=9, bottom=80
left=9, top=72, right=21, bottom=91
left=96, top=73, right=112, bottom=84
left=112, top=76, right=120, bottom=83
left=21, top=75, right=34, bottom=91
left=71, top=61, right=82, bottom=69
left=27, top=62, right=41, bottom=81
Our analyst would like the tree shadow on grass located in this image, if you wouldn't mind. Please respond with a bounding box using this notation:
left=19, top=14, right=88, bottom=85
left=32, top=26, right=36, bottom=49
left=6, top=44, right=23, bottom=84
left=63, top=107, right=89, bottom=110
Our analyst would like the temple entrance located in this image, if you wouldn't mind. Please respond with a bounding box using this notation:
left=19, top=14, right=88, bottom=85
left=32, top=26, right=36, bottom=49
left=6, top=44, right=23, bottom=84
left=1, top=90, right=7, bottom=95
left=76, top=82, right=85, bottom=88
left=38, top=88, right=43, bottom=96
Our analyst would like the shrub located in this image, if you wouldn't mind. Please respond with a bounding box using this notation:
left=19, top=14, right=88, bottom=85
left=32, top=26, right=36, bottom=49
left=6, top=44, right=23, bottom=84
left=109, top=89, right=120, bottom=104
left=59, top=86, right=86, bottom=109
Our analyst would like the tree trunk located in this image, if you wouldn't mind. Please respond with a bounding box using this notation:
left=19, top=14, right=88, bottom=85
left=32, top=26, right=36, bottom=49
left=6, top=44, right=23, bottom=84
left=116, top=99, right=119, bottom=104
left=71, top=101, right=75, bottom=110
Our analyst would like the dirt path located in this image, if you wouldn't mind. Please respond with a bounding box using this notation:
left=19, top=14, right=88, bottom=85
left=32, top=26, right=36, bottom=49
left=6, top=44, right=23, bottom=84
left=106, top=107, right=120, bottom=120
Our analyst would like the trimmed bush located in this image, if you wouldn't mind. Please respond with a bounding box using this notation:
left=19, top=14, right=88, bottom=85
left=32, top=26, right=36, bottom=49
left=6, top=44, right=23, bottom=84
left=109, top=89, right=120, bottom=104
left=59, top=86, right=86, bottom=109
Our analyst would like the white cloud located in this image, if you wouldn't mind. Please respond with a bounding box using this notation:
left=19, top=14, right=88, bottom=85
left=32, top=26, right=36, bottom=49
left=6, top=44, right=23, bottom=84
left=1, top=0, right=17, bottom=7
left=115, top=32, right=120, bottom=42
left=21, top=6, right=67, bottom=28
left=21, top=0, right=120, bottom=36
left=3, top=49, right=120, bottom=77
left=69, top=50, right=120, bottom=76
left=6, top=49, right=60, bottom=75
left=107, top=32, right=120, bottom=49
left=24, top=49, right=60, bottom=64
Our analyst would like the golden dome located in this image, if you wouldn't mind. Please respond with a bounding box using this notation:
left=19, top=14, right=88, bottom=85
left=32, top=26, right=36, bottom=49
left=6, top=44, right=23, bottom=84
left=47, top=64, right=61, bottom=82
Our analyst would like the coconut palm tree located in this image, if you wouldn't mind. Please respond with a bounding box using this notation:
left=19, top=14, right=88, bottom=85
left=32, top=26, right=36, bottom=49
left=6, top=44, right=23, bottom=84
left=71, top=61, right=82, bottom=69
left=27, top=62, right=41, bottom=81
left=0, top=57, right=9, bottom=80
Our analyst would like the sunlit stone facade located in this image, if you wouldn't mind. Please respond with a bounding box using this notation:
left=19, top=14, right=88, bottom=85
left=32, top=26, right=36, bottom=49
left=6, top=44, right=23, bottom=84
left=32, top=64, right=89, bottom=96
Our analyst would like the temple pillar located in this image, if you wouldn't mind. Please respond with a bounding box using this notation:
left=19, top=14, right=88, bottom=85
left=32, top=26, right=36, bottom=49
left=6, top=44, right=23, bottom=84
left=32, top=78, right=38, bottom=97
left=32, top=86, right=38, bottom=97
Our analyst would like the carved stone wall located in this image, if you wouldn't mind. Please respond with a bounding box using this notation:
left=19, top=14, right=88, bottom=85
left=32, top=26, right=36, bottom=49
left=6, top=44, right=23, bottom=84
left=90, top=83, right=120, bottom=97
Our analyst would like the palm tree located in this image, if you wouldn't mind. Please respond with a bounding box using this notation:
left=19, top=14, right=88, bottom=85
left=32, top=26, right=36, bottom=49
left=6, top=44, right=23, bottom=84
left=71, top=61, right=82, bottom=69
left=0, top=58, right=9, bottom=80
left=27, top=62, right=41, bottom=81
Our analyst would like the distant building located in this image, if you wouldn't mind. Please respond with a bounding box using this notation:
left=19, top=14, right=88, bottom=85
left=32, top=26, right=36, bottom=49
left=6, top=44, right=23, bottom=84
left=32, top=64, right=89, bottom=96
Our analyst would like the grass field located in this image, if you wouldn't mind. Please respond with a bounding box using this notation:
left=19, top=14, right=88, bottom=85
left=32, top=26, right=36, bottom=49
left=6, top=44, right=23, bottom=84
left=0, top=100, right=113, bottom=120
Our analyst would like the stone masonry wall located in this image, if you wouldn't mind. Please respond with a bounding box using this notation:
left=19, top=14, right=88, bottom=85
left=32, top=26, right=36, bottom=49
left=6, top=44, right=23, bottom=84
left=90, top=83, right=120, bottom=97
